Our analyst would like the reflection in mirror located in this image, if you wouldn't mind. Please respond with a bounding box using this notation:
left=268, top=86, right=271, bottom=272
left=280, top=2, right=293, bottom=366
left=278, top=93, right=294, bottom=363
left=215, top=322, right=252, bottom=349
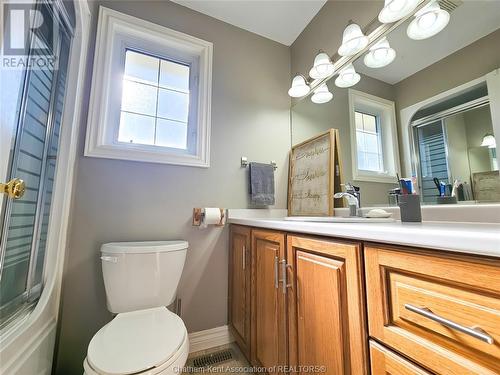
left=413, top=95, right=497, bottom=203
left=290, top=0, right=500, bottom=207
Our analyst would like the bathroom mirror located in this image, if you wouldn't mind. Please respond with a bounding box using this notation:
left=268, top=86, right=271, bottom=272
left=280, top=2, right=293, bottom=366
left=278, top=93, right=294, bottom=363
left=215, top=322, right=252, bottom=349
left=290, top=0, right=500, bottom=207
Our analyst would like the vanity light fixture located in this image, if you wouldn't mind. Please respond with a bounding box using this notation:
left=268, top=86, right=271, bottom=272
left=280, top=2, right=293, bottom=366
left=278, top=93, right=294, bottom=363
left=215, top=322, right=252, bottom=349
left=335, top=64, right=361, bottom=88
left=288, top=74, right=311, bottom=97
left=407, top=1, right=450, bottom=40
left=378, top=0, right=419, bottom=23
left=481, top=134, right=497, bottom=149
left=309, top=51, right=335, bottom=79
left=364, top=37, right=396, bottom=68
left=311, top=83, right=333, bottom=104
left=338, top=22, right=369, bottom=57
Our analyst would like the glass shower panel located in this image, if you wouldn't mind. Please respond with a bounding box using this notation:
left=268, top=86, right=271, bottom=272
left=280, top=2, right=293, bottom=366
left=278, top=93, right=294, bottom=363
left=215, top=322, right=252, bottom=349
left=32, top=36, right=70, bottom=288
left=0, top=63, right=54, bottom=316
left=0, top=1, right=73, bottom=325
left=416, top=120, right=450, bottom=203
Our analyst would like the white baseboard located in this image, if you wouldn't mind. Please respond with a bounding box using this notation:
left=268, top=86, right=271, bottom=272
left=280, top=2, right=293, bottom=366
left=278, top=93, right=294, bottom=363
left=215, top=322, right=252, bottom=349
left=188, top=325, right=234, bottom=353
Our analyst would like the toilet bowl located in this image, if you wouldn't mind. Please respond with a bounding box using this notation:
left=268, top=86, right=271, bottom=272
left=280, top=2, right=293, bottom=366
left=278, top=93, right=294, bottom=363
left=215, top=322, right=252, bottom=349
left=83, top=307, right=189, bottom=375
left=84, top=241, right=190, bottom=375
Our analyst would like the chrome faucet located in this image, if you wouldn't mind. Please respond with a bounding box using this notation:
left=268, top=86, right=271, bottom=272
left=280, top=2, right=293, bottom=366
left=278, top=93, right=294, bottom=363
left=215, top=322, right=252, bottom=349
left=334, top=183, right=361, bottom=217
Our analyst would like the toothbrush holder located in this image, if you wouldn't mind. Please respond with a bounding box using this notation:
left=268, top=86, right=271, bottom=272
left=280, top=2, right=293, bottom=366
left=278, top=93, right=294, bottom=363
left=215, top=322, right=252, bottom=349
left=397, top=194, right=422, bottom=223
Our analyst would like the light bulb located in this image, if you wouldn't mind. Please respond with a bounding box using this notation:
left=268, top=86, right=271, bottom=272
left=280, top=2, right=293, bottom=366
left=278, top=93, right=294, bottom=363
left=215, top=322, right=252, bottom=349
left=379, top=0, right=419, bottom=23
left=481, top=134, right=496, bottom=149
left=364, top=37, right=396, bottom=68
left=338, top=23, right=369, bottom=57
left=288, top=75, right=310, bottom=97
left=407, top=1, right=450, bottom=40
left=311, top=84, right=333, bottom=104
left=335, top=64, right=361, bottom=88
left=309, top=51, right=335, bottom=79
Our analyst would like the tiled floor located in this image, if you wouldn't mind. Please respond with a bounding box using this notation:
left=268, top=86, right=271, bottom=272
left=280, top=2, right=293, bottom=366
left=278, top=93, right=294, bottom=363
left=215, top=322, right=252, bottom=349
left=185, top=343, right=252, bottom=374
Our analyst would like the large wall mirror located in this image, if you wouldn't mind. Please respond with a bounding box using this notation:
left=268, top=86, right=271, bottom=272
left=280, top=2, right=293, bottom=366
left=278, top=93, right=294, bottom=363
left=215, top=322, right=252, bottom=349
left=291, top=0, right=500, bottom=207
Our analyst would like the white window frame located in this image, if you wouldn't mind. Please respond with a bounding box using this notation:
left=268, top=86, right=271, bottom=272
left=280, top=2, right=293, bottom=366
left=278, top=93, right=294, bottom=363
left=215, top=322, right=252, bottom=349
left=348, top=89, right=400, bottom=183
left=85, top=7, right=213, bottom=167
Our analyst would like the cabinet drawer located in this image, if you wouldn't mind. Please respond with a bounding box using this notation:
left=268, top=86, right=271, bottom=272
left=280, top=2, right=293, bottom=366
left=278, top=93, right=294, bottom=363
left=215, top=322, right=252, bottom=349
left=365, top=245, right=500, bottom=375
left=369, top=340, right=432, bottom=375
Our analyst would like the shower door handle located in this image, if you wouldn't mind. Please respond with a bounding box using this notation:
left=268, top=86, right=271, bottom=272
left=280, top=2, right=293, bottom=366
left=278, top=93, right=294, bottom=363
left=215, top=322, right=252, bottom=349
left=1, top=178, right=25, bottom=199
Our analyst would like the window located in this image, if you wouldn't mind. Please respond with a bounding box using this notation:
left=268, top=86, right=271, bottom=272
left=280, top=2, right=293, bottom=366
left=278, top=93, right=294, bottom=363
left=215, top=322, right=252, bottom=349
left=85, top=7, right=213, bottom=167
left=349, top=89, right=400, bottom=183
left=119, top=50, right=190, bottom=149
left=355, top=111, right=384, bottom=172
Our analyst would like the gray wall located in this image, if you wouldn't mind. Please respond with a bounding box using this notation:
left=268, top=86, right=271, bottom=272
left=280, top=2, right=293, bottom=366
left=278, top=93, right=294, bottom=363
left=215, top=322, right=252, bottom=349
left=394, top=29, right=500, bottom=109
left=290, top=0, right=382, bottom=77
left=464, top=105, right=495, bottom=174
left=55, top=1, right=291, bottom=373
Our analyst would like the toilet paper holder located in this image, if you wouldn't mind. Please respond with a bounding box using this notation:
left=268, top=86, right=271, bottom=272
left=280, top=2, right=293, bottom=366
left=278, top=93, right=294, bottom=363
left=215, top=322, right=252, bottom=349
left=192, top=208, right=226, bottom=227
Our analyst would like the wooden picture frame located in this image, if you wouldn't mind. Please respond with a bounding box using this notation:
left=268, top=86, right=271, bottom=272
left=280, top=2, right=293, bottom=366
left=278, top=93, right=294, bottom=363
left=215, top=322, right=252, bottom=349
left=288, top=129, right=343, bottom=216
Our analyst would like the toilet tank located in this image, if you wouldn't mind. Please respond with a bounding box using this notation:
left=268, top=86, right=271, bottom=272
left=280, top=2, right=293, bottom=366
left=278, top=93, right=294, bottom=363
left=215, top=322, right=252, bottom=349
left=100, top=241, right=188, bottom=313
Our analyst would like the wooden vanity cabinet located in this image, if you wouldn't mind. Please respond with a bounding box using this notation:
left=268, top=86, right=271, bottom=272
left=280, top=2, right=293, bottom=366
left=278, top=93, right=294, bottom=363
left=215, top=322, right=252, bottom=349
left=230, top=228, right=368, bottom=373
left=230, top=225, right=500, bottom=375
left=250, top=229, right=288, bottom=370
left=365, top=245, right=500, bottom=375
left=286, top=235, right=367, bottom=375
left=228, top=225, right=251, bottom=357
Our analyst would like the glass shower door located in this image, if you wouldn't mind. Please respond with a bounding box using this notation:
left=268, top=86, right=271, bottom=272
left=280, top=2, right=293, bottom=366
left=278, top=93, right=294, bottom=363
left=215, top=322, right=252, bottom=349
left=0, top=1, right=72, bottom=328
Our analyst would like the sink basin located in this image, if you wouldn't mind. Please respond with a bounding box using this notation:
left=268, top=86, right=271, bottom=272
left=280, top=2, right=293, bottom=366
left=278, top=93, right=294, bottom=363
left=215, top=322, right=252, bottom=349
left=284, top=216, right=395, bottom=223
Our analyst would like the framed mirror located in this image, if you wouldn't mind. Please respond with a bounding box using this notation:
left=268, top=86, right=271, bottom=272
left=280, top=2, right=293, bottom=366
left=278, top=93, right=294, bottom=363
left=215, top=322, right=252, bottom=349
left=290, top=0, right=500, bottom=207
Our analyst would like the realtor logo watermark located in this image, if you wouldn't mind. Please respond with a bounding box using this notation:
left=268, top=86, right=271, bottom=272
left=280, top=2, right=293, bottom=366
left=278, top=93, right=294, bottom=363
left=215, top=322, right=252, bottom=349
left=2, top=1, right=58, bottom=70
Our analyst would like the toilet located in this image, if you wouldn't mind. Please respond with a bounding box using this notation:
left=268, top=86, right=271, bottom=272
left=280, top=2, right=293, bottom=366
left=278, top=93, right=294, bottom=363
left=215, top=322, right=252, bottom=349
left=83, top=241, right=189, bottom=375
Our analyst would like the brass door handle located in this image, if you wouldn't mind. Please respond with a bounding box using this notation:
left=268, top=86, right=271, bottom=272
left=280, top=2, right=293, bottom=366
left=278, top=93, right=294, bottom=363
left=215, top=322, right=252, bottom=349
left=1, top=178, right=26, bottom=199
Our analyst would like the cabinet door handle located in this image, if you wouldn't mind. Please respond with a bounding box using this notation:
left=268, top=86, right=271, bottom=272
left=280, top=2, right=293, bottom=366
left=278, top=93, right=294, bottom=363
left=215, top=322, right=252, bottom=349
left=242, top=245, right=246, bottom=270
left=404, top=304, right=494, bottom=345
left=274, top=256, right=279, bottom=289
left=279, top=259, right=292, bottom=294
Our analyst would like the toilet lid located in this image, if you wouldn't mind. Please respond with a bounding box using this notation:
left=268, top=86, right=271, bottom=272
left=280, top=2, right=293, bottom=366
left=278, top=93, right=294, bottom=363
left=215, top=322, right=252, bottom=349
left=87, top=307, right=186, bottom=375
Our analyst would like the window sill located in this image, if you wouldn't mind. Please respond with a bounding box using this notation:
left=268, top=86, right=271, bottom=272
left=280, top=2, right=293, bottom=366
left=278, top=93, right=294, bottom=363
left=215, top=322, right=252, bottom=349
left=353, top=170, right=398, bottom=184
left=84, top=142, right=210, bottom=168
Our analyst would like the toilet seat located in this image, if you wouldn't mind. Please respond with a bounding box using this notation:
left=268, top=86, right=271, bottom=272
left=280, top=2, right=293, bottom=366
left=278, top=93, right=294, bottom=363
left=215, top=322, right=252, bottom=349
left=85, top=307, right=188, bottom=375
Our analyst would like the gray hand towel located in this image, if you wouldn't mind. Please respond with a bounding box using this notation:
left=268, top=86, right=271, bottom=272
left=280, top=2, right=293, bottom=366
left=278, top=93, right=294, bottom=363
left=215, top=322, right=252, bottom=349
left=249, top=162, right=275, bottom=206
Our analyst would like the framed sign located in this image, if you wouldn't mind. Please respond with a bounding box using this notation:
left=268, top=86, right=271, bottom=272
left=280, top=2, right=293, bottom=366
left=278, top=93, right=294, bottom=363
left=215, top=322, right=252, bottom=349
left=288, top=129, right=343, bottom=216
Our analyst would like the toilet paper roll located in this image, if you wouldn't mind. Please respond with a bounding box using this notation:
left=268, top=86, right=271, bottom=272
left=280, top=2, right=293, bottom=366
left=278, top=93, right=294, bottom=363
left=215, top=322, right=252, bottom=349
left=204, top=207, right=222, bottom=224
left=200, top=208, right=225, bottom=228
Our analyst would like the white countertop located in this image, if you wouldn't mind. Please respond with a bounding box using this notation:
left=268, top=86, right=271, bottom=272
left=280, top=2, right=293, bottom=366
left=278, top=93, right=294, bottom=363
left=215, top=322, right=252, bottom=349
left=228, top=216, right=500, bottom=258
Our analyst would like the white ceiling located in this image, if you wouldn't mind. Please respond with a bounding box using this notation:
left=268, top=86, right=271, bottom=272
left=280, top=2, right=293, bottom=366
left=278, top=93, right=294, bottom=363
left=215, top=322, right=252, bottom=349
left=354, top=1, right=500, bottom=84
left=170, top=0, right=328, bottom=45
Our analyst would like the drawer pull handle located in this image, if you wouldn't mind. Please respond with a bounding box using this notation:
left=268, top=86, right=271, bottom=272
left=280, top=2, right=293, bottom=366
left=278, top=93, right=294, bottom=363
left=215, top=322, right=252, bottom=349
left=404, top=304, right=494, bottom=345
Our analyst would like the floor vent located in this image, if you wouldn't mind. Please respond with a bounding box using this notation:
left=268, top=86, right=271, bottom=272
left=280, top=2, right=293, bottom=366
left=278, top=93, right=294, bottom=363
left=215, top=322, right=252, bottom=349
left=191, top=349, right=234, bottom=368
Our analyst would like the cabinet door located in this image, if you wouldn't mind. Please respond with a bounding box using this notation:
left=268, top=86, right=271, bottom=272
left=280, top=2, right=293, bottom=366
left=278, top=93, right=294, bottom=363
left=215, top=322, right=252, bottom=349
left=251, top=230, right=287, bottom=371
left=229, top=225, right=251, bottom=357
left=287, top=235, right=367, bottom=375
